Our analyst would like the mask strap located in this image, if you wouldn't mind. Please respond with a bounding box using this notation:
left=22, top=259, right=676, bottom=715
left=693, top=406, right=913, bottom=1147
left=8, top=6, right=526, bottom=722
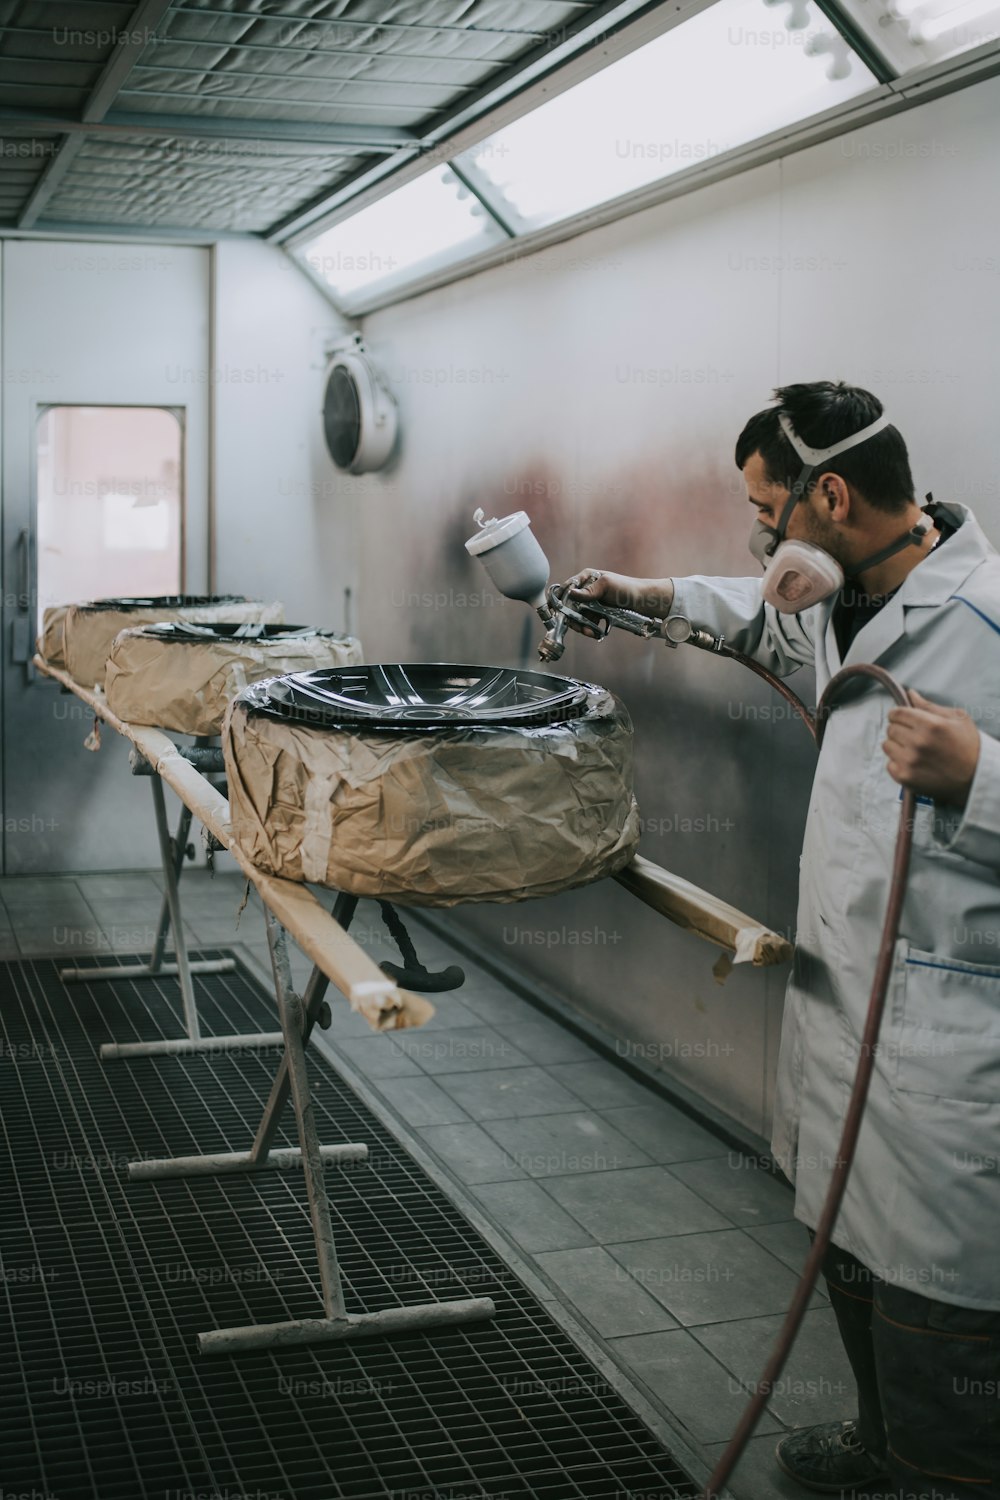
left=769, top=462, right=814, bottom=549
left=777, top=410, right=891, bottom=465
left=848, top=518, right=931, bottom=579
left=766, top=409, right=893, bottom=554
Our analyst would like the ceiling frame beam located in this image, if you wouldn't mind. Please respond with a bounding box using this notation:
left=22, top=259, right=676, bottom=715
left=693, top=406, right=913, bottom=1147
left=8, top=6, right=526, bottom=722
left=130, top=60, right=476, bottom=90
left=114, top=83, right=436, bottom=113
left=0, top=105, right=415, bottom=154
left=166, top=5, right=564, bottom=39
left=18, top=0, right=176, bottom=228
left=0, top=24, right=500, bottom=68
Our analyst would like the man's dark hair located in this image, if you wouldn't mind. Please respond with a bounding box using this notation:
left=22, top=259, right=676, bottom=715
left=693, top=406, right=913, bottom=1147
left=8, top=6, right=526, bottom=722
left=735, top=380, right=915, bottom=513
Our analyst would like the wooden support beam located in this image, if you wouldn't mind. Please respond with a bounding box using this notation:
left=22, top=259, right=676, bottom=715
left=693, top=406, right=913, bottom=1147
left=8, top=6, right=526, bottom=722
left=614, top=854, right=793, bottom=967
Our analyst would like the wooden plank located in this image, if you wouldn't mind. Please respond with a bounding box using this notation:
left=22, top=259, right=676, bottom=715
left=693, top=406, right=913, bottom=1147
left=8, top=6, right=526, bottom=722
left=614, top=854, right=793, bottom=967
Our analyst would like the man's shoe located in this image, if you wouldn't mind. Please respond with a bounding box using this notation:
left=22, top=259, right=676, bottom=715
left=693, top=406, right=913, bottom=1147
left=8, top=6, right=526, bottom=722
left=775, top=1420, right=889, bottom=1493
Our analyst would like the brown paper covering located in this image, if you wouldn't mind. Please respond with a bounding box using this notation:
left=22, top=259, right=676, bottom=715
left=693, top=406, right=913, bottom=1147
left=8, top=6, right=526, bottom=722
left=37, top=606, right=69, bottom=667
left=105, top=628, right=364, bottom=736
left=224, top=684, right=641, bottom=906
left=64, top=599, right=285, bottom=689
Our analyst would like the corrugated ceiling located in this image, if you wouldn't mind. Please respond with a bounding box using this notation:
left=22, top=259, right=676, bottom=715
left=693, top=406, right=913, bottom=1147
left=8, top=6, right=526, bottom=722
left=0, top=0, right=605, bottom=233
left=52, top=134, right=363, bottom=230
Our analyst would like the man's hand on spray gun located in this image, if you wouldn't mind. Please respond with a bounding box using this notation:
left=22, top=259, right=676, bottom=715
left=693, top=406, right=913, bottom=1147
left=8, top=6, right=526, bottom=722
left=563, top=570, right=676, bottom=633
left=883, top=691, right=981, bottom=809
left=542, top=569, right=722, bottom=661
left=536, top=570, right=679, bottom=660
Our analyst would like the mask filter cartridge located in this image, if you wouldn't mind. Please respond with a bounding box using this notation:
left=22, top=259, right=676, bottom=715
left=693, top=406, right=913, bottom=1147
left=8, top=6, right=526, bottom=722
left=761, top=539, right=846, bottom=613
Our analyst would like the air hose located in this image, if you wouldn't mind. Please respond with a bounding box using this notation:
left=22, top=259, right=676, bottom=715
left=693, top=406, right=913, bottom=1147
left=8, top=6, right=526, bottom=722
left=719, top=645, right=819, bottom=742
left=698, top=661, right=917, bottom=1500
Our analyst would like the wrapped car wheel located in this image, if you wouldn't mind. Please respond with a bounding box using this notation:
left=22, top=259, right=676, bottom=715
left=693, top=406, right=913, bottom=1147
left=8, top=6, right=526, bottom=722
left=223, top=663, right=641, bottom=907
left=63, top=594, right=285, bottom=690
left=105, top=622, right=364, bottom=735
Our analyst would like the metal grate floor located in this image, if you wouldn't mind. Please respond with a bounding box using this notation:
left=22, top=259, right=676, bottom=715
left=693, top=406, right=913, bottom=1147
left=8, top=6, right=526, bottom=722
left=0, top=951, right=701, bottom=1500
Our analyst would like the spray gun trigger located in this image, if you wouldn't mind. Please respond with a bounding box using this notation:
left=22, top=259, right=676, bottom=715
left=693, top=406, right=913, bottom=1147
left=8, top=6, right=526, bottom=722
left=546, top=584, right=612, bottom=631
left=574, top=605, right=613, bottom=639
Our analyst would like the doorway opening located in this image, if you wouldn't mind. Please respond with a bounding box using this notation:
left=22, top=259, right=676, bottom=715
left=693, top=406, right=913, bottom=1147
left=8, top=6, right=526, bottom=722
left=36, top=405, right=185, bottom=635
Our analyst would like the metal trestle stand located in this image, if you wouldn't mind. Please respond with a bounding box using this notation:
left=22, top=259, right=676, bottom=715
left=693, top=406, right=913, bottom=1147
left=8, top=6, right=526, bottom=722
left=60, top=739, right=283, bottom=1060
left=127, top=893, right=496, bottom=1354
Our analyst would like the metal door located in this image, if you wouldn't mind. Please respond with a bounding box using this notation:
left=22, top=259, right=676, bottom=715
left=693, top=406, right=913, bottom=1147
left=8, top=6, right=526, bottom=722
left=1, top=239, right=211, bottom=873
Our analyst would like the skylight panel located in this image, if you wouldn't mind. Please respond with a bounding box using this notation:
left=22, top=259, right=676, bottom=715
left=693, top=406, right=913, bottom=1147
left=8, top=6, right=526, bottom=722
left=454, top=0, right=879, bottom=232
left=298, top=165, right=508, bottom=307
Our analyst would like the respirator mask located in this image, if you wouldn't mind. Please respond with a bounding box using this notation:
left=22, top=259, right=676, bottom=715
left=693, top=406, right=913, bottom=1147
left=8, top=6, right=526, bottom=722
left=751, top=410, right=931, bottom=613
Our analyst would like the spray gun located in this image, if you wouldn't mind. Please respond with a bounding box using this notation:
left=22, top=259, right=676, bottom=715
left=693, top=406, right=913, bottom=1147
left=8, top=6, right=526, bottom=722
left=465, top=506, right=817, bottom=737
left=465, top=507, right=725, bottom=663
left=537, top=583, right=725, bottom=661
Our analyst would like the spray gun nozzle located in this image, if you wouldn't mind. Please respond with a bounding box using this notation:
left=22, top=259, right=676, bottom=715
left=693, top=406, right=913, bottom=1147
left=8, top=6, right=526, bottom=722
left=538, top=595, right=571, bottom=661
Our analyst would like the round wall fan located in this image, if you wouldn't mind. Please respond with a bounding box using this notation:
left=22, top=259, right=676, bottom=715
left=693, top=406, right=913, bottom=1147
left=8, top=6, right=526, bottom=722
left=322, top=335, right=398, bottom=474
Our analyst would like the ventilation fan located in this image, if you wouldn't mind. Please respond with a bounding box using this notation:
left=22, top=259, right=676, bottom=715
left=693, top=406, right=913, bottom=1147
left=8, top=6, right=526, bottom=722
left=322, top=334, right=398, bottom=474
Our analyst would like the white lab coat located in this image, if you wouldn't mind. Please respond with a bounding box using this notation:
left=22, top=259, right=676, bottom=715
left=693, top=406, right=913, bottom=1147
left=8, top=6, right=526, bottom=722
left=671, top=502, right=1000, bottom=1309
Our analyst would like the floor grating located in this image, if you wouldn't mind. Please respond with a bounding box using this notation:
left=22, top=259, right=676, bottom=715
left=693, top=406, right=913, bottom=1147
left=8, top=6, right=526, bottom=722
left=0, top=950, right=701, bottom=1500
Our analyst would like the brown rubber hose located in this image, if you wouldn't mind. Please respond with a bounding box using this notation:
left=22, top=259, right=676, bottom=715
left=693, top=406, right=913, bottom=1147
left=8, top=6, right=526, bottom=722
left=719, top=645, right=819, bottom=742
left=698, top=662, right=916, bottom=1500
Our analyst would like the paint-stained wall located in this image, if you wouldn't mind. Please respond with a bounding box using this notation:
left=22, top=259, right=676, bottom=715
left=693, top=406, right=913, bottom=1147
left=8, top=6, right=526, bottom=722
left=346, top=74, right=1000, bottom=1139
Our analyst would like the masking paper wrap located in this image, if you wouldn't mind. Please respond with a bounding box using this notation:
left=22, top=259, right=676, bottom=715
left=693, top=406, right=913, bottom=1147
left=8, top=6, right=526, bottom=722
left=224, top=683, right=641, bottom=906
left=37, top=605, right=69, bottom=667
left=105, top=625, right=365, bottom=736
left=64, top=597, right=285, bottom=690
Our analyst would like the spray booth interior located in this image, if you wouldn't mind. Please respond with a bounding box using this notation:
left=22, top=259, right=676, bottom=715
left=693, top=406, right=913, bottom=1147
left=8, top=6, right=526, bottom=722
left=2, top=3, right=1000, bottom=1498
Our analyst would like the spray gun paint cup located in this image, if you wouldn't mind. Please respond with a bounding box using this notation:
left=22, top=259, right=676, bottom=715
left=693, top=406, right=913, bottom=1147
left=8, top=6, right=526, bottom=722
left=465, top=508, right=551, bottom=612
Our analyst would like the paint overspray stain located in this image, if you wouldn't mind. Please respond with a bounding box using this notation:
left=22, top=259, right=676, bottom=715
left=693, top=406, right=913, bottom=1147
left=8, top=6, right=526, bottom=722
left=464, top=451, right=749, bottom=581
left=383, top=446, right=754, bottom=667
left=582, top=454, right=754, bottom=578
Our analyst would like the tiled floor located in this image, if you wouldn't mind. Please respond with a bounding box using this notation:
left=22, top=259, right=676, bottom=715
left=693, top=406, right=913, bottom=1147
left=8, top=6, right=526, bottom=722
left=0, top=867, right=858, bottom=1500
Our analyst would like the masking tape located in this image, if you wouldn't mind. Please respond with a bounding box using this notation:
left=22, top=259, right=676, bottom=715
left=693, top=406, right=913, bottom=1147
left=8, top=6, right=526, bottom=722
left=300, top=775, right=334, bottom=885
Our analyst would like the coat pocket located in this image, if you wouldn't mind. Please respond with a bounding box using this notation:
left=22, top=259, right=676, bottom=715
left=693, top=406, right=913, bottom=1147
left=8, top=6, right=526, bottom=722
left=894, top=945, right=1000, bottom=1103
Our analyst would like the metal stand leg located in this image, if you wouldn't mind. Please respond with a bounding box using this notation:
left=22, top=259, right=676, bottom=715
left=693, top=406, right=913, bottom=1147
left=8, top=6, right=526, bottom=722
left=60, top=756, right=281, bottom=1060
left=127, top=896, right=496, bottom=1353
left=151, top=774, right=199, bottom=1036
left=247, top=892, right=358, bottom=1167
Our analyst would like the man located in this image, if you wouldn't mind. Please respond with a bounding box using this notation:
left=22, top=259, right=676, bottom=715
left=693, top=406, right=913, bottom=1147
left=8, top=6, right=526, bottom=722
left=565, top=381, right=1000, bottom=1499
